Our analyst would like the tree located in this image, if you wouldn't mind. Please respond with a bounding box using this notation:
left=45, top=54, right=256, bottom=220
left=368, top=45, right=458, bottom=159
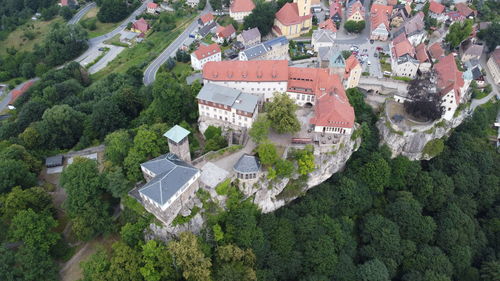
left=357, top=259, right=390, bottom=281
left=477, top=21, right=499, bottom=51
left=40, top=104, right=86, bottom=149
left=257, top=141, right=278, bottom=166
left=249, top=115, right=271, bottom=143
left=106, top=242, right=143, bottom=281
left=0, top=159, right=37, bottom=194
left=480, top=260, right=500, bottom=281
left=331, top=177, right=372, bottom=217
left=8, top=209, right=59, bottom=253
left=0, top=246, right=16, bottom=281
left=60, top=157, right=112, bottom=241
left=168, top=232, right=212, bottom=281
left=98, top=0, right=129, bottom=23
left=1, top=186, right=54, bottom=222
left=60, top=6, right=73, bottom=21
left=88, top=98, right=128, bottom=140
left=37, top=23, right=88, bottom=66
left=215, top=244, right=257, bottom=281
left=120, top=219, right=148, bottom=248
left=358, top=153, right=391, bottom=193
left=141, top=240, right=179, bottom=281
left=265, top=93, right=301, bottom=134
left=296, top=147, right=315, bottom=175
left=204, top=126, right=227, bottom=152
left=80, top=248, right=110, bottom=281
left=445, top=20, right=473, bottom=49
left=344, top=20, right=365, bottom=33
left=104, top=129, right=133, bottom=166
left=104, top=167, right=133, bottom=198
left=275, top=159, right=295, bottom=178
left=243, top=1, right=277, bottom=36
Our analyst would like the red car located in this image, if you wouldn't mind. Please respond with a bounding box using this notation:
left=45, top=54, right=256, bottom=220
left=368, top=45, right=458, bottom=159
left=376, top=47, right=383, bottom=51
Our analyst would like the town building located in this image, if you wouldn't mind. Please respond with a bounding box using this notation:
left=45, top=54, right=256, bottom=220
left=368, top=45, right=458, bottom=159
left=428, top=42, right=445, bottom=62
left=319, top=18, right=338, bottom=33
left=461, top=44, right=484, bottom=63
left=447, top=11, right=466, bottom=23
left=393, top=12, right=426, bottom=46
left=329, top=0, right=342, bottom=23
left=215, top=24, right=236, bottom=43
left=197, top=83, right=259, bottom=129
left=434, top=54, right=471, bottom=120
left=203, top=60, right=289, bottom=102
left=343, top=54, right=362, bottom=89
left=464, top=59, right=485, bottom=87
left=456, top=3, right=475, bottom=18
left=239, top=36, right=289, bottom=61
left=138, top=126, right=200, bottom=225
left=346, top=0, right=365, bottom=22
left=147, top=2, right=159, bottom=14
left=237, top=27, right=261, bottom=47
left=197, top=21, right=217, bottom=38
left=131, top=18, right=150, bottom=34
left=311, top=29, right=336, bottom=52
left=273, top=0, right=312, bottom=38
left=415, top=43, right=432, bottom=73
left=233, top=154, right=261, bottom=181
left=390, top=4, right=411, bottom=28
left=390, top=33, right=419, bottom=78
left=198, top=13, right=214, bottom=27
left=230, top=0, right=255, bottom=22
left=370, top=4, right=393, bottom=41
left=191, top=43, right=222, bottom=71
left=429, top=1, right=447, bottom=22
left=487, top=47, right=500, bottom=85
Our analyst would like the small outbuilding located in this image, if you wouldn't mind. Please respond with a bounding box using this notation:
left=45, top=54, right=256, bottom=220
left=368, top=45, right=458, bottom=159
left=45, top=155, right=63, bottom=168
left=233, top=154, right=261, bottom=180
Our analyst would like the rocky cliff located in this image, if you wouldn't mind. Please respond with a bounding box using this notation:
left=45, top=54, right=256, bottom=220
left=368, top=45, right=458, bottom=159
left=377, top=109, right=470, bottom=160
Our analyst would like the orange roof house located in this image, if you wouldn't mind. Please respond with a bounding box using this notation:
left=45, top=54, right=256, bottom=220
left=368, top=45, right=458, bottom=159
left=131, top=18, right=150, bottom=33
left=415, top=43, right=430, bottom=63
left=428, top=42, right=445, bottom=61
left=230, top=0, right=255, bottom=21
left=456, top=3, right=475, bottom=18
left=273, top=0, right=313, bottom=38
left=434, top=54, right=464, bottom=103
left=370, top=5, right=392, bottom=41
left=193, top=43, right=221, bottom=60
left=346, top=0, right=365, bottom=22
left=199, top=13, right=214, bottom=26
left=203, top=60, right=289, bottom=82
left=319, top=19, right=338, bottom=32
left=429, top=1, right=445, bottom=14
left=215, top=24, right=236, bottom=42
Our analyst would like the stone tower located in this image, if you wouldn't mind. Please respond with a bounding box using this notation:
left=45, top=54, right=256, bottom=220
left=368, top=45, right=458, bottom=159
left=329, top=50, right=346, bottom=77
left=163, top=125, right=191, bottom=163
left=296, top=0, right=311, bottom=17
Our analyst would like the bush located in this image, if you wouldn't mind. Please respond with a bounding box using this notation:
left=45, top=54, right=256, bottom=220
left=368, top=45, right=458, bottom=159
left=344, top=20, right=365, bottom=33
left=422, top=138, right=444, bottom=157
left=215, top=179, right=232, bottom=195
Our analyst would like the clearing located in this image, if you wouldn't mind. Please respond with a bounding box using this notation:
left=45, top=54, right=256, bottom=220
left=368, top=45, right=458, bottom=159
left=0, top=16, right=64, bottom=55
left=79, top=6, right=121, bottom=39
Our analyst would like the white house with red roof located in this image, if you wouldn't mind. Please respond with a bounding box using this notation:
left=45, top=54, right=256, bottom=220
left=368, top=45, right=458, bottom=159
left=191, top=43, right=221, bottom=70
left=390, top=33, right=420, bottom=78
left=428, top=42, right=445, bottom=62
left=415, top=43, right=432, bottom=73
left=215, top=25, right=236, bottom=44
left=434, top=54, right=472, bottom=120
left=131, top=18, right=150, bottom=34
left=147, top=2, right=159, bottom=14
left=346, top=0, right=365, bottom=22
left=429, top=1, right=447, bottom=22
left=198, top=13, right=215, bottom=27
left=273, top=0, right=312, bottom=38
left=344, top=55, right=362, bottom=89
left=370, top=4, right=393, bottom=41
left=230, top=0, right=255, bottom=22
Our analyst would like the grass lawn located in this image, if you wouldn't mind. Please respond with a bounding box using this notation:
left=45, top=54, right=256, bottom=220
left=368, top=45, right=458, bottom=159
left=379, top=58, right=392, bottom=73
left=172, top=62, right=193, bottom=76
left=202, top=35, right=214, bottom=44
left=0, top=16, right=64, bottom=55
left=80, top=7, right=121, bottom=38
left=92, top=14, right=197, bottom=79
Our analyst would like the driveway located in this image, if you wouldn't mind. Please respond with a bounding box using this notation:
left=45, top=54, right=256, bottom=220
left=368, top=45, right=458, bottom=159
left=68, top=2, right=96, bottom=25
left=143, top=3, right=213, bottom=85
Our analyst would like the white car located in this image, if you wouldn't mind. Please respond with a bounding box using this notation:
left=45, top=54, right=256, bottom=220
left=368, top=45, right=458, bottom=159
left=367, top=61, right=372, bottom=65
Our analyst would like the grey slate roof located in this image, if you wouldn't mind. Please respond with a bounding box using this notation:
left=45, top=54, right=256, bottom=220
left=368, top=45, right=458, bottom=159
left=241, top=36, right=288, bottom=60
left=198, top=21, right=217, bottom=37
left=313, top=29, right=336, bottom=44
left=45, top=155, right=63, bottom=167
left=329, top=51, right=345, bottom=68
left=233, top=154, right=261, bottom=173
left=197, top=83, right=258, bottom=113
left=318, top=47, right=333, bottom=61
left=163, top=125, right=190, bottom=143
left=262, top=36, right=288, bottom=49
left=140, top=153, right=199, bottom=206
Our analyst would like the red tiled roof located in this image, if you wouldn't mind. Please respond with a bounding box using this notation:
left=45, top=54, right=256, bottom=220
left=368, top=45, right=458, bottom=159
left=456, top=3, right=475, bottom=17
left=203, top=60, right=289, bottom=82
left=428, top=42, right=444, bottom=60
left=319, top=19, right=337, bottom=32
left=370, top=4, right=393, bottom=15
left=193, top=43, right=221, bottom=60
left=132, top=18, right=149, bottom=33
left=60, top=0, right=68, bottom=6
left=370, top=10, right=390, bottom=32
left=9, top=80, right=35, bottom=105
left=230, top=0, right=255, bottom=13
left=434, top=54, right=464, bottom=103
left=393, top=36, right=414, bottom=57
left=329, top=2, right=342, bottom=17
left=344, top=54, right=360, bottom=79
left=447, top=11, right=465, bottom=21
left=200, top=13, right=214, bottom=24
left=429, top=1, right=445, bottom=14
left=387, top=0, right=397, bottom=6
left=415, top=43, right=429, bottom=63
left=217, top=24, right=236, bottom=38
left=275, top=2, right=312, bottom=26
left=347, top=0, right=364, bottom=19
left=147, top=2, right=158, bottom=9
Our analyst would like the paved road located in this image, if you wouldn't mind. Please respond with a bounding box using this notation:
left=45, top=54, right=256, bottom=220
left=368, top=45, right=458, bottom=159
left=143, top=3, right=213, bottom=85
left=89, top=0, right=152, bottom=47
left=68, top=2, right=96, bottom=25
left=0, top=78, right=40, bottom=112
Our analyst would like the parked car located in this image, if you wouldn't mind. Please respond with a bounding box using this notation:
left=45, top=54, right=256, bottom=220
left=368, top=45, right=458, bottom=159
left=367, top=61, right=372, bottom=65
left=374, top=53, right=378, bottom=57
left=376, top=46, right=384, bottom=51
left=383, top=71, right=391, bottom=76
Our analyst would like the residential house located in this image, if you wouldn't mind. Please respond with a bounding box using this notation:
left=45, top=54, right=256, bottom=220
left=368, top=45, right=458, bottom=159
left=390, top=33, right=420, bottom=78
left=390, top=4, right=411, bottom=28
left=197, top=21, right=217, bottom=38
left=429, top=1, right=447, bottom=22
left=428, top=42, right=445, bottom=62
left=215, top=24, right=236, bottom=44
left=239, top=36, right=289, bottom=61
left=456, top=3, right=475, bottom=18
left=386, top=0, right=398, bottom=6
left=198, top=13, right=214, bottom=27
left=237, top=27, right=261, bottom=47
left=273, top=0, right=312, bottom=38
left=59, top=0, right=77, bottom=7
left=370, top=4, right=393, bottom=41
left=415, top=43, right=432, bottom=73
left=197, top=83, right=259, bottom=129
left=329, top=1, right=342, bottom=23
left=395, top=11, right=426, bottom=46
left=131, top=18, right=150, bottom=34
left=465, top=59, right=485, bottom=87
left=434, top=54, right=471, bottom=120
left=319, top=18, right=338, bottom=33
left=487, top=47, right=500, bottom=85
left=461, top=43, right=483, bottom=63
left=147, top=2, right=159, bottom=14
left=191, top=43, right=221, bottom=71
left=8, top=80, right=35, bottom=110
left=230, top=0, right=255, bottom=21
left=372, top=0, right=387, bottom=5
left=312, top=28, right=336, bottom=52
left=343, top=54, right=362, bottom=89
left=234, top=154, right=261, bottom=181
left=346, top=0, right=365, bottom=22
left=447, top=11, right=466, bottom=23
left=187, top=0, right=200, bottom=7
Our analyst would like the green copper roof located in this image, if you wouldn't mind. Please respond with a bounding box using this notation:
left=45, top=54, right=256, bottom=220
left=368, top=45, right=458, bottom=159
left=329, top=51, right=345, bottom=68
left=163, top=125, right=190, bottom=143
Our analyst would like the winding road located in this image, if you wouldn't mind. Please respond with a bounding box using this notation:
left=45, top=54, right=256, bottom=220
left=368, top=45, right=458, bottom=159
left=143, top=3, right=213, bottom=85
left=68, top=2, right=96, bottom=25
